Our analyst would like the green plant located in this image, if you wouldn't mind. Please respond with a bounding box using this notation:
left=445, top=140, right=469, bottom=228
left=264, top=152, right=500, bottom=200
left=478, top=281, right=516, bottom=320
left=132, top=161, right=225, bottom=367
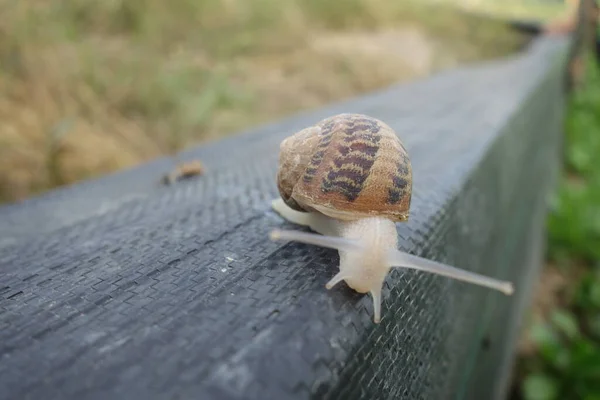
left=522, top=303, right=600, bottom=399
left=518, top=54, right=600, bottom=400
left=547, top=55, right=600, bottom=265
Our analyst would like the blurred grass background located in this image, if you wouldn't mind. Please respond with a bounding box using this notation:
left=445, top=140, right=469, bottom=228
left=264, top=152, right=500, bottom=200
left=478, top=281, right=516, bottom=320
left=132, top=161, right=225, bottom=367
left=0, top=0, right=549, bottom=203
left=1, top=1, right=599, bottom=399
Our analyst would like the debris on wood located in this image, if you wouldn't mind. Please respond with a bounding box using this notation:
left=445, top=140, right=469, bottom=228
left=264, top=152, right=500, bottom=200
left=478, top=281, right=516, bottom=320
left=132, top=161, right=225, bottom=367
left=162, top=160, right=205, bottom=185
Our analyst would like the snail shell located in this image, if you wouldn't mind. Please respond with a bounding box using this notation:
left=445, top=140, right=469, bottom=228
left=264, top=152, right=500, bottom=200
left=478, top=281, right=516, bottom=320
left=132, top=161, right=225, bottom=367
left=276, top=113, right=412, bottom=222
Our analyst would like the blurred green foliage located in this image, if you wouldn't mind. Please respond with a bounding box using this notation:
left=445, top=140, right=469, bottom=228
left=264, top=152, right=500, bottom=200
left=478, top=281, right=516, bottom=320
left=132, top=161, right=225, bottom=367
left=520, top=54, right=600, bottom=400
left=547, top=57, right=600, bottom=265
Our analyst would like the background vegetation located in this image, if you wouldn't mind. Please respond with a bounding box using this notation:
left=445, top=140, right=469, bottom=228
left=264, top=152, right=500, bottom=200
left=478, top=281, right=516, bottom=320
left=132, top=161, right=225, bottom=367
left=2, top=0, right=598, bottom=399
left=512, top=53, right=600, bottom=400
left=0, top=0, right=541, bottom=203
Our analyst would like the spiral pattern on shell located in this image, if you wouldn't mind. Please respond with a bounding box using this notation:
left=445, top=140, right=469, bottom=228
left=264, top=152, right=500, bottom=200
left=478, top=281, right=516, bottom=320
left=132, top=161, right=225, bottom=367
left=276, top=113, right=412, bottom=222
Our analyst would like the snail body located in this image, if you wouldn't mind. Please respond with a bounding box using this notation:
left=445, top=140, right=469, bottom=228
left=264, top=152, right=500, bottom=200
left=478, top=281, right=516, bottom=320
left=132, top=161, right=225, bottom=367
left=269, top=113, right=514, bottom=323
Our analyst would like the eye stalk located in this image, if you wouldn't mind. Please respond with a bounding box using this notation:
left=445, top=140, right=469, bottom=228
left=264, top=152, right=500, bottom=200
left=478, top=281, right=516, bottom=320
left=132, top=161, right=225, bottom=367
left=386, top=249, right=514, bottom=295
left=270, top=229, right=365, bottom=252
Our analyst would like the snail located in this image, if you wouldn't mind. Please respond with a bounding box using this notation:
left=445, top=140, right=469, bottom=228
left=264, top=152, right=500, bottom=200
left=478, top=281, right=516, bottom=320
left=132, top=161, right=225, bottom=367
left=268, top=113, right=514, bottom=324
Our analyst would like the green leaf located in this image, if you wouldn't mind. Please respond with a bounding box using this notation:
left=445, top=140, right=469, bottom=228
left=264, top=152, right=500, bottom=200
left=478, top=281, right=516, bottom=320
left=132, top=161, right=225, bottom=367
left=530, top=323, right=559, bottom=347
left=590, top=281, right=600, bottom=308
left=522, top=373, right=559, bottom=400
left=550, top=310, right=580, bottom=340
left=571, top=338, right=600, bottom=379
left=575, top=271, right=600, bottom=310
left=529, top=323, right=569, bottom=369
left=586, top=313, right=600, bottom=339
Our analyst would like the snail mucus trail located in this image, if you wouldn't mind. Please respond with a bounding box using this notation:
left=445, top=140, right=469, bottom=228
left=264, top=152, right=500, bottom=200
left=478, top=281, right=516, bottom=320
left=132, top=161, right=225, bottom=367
left=268, top=113, right=514, bottom=323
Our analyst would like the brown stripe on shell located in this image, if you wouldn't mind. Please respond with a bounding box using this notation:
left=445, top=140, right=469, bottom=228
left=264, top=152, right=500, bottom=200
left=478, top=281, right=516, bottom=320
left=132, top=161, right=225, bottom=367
left=320, top=121, right=383, bottom=201
left=338, top=141, right=379, bottom=157
left=302, top=119, right=335, bottom=183
left=387, top=152, right=411, bottom=205
left=342, top=115, right=381, bottom=135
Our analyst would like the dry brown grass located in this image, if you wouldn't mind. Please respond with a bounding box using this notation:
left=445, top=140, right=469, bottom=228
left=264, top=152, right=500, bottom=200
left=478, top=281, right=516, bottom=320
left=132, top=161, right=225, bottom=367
left=0, top=0, right=527, bottom=203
